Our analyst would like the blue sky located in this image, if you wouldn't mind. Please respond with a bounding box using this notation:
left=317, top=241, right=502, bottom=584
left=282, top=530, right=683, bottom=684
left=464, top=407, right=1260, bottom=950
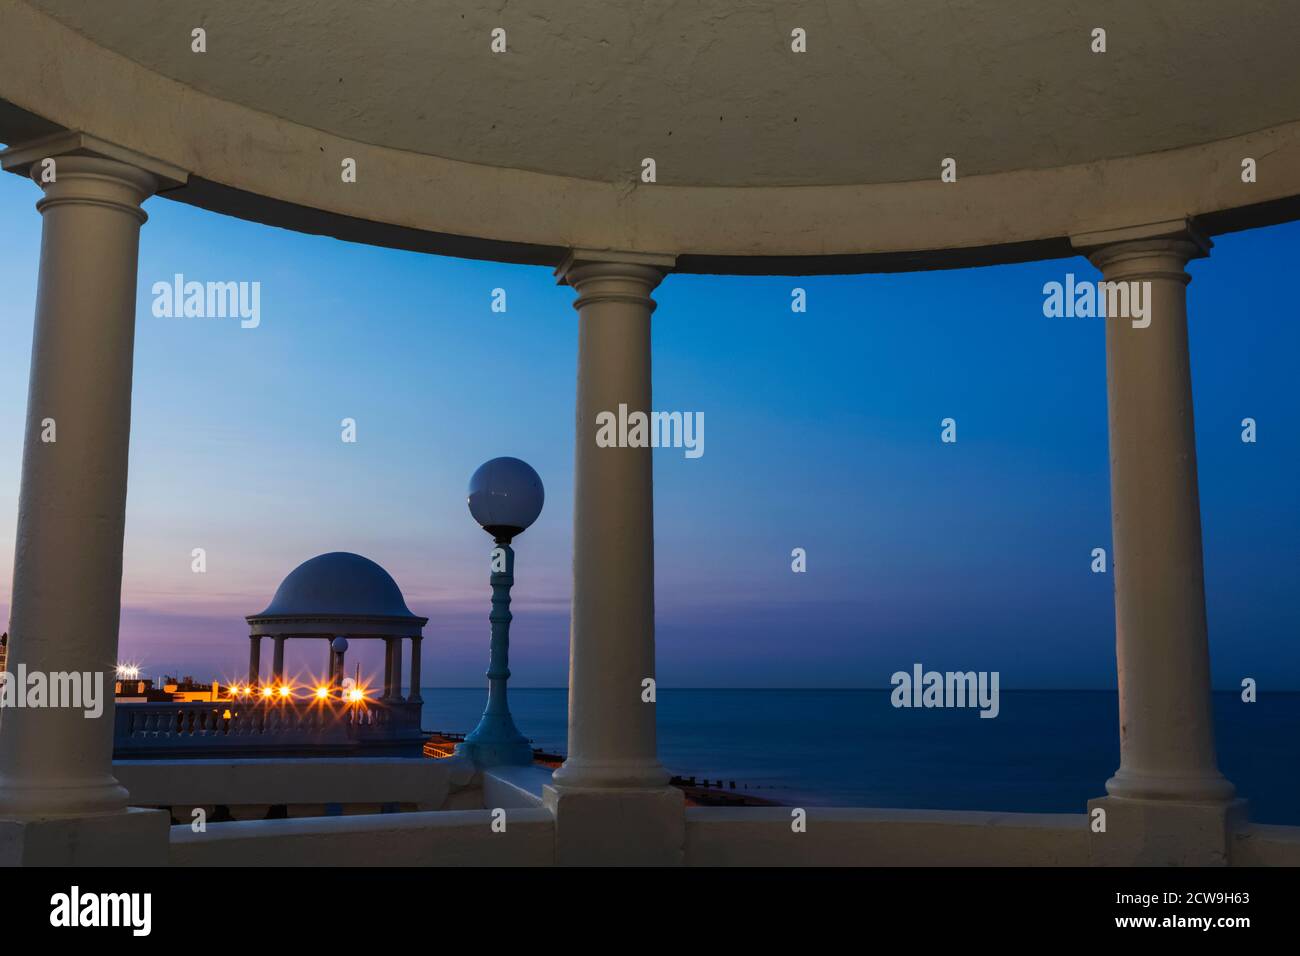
left=0, top=171, right=1296, bottom=689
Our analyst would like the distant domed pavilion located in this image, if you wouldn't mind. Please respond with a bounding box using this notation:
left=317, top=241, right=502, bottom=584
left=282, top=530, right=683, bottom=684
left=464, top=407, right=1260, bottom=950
left=246, top=552, right=428, bottom=703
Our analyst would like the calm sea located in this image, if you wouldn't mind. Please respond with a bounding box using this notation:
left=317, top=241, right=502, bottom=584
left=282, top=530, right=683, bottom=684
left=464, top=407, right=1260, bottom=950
left=419, top=688, right=1300, bottom=825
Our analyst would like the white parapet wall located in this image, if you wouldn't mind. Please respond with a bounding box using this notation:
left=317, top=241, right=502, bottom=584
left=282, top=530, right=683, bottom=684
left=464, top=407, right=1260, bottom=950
left=115, top=756, right=480, bottom=816
left=685, top=807, right=1092, bottom=867
left=685, top=807, right=1300, bottom=866
left=115, top=758, right=1300, bottom=866
left=481, top=764, right=553, bottom=809
left=170, top=808, right=556, bottom=866
left=1231, top=824, right=1300, bottom=866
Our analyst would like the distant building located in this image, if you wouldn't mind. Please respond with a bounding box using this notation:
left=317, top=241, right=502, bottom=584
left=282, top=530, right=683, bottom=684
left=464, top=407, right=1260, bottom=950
left=0, top=631, right=7, bottom=674
left=112, top=553, right=427, bottom=760
left=114, top=676, right=167, bottom=703
left=162, top=676, right=222, bottom=702
left=113, top=672, right=221, bottom=703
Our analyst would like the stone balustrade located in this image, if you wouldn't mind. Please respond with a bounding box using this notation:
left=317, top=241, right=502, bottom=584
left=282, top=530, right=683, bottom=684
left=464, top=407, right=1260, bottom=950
left=113, top=699, right=426, bottom=758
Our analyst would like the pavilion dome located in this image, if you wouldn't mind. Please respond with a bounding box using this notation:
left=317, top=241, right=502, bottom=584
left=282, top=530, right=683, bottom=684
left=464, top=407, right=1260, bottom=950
left=250, top=552, right=420, bottom=621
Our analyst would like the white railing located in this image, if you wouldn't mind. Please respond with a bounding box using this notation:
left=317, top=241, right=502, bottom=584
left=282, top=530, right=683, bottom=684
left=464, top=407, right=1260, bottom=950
left=114, top=699, right=426, bottom=757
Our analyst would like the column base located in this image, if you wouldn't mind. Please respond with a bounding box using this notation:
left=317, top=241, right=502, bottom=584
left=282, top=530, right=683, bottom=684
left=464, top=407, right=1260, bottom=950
left=544, top=783, right=684, bottom=866
left=1105, top=766, right=1236, bottom=802
left=551, top=756, right=671, bottom=789
left=1087, top=795, right=1248, bottom=866
left=0, top=774, right=130, bottom=819
left=0, top=807, right=170, bottom=866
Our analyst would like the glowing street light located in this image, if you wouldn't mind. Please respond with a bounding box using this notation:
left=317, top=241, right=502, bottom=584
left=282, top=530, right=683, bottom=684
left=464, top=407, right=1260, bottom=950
left=456, top=457, right=543, bottom=767
left=341, top=675, right=365, bottom=704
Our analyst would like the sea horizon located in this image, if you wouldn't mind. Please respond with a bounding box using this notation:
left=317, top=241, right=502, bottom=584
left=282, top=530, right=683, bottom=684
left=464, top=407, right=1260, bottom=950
left=420, top=685, right=1300, bottom=692
left=416, top=687, right=1300, bottom=826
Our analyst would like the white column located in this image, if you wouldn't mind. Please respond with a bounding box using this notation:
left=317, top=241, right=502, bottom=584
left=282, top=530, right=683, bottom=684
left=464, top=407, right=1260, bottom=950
left=332, top=637, right=348, bottom=684
left=390, top=636, right=404, bottom=702
left=271, top=636, right=286, bottom=686
left=248, top=635, right=262, bottom=686
left=382, top=637, right=395, bottom=699
left=0, top=148, right=159, bottom=819
left=1074, top=220, right=1235, bottom=806
left=408, top=636, right=423, bottom=704
left=552, top=253, right=675, bottom=791
left=545, top=252, right=684, bottom=866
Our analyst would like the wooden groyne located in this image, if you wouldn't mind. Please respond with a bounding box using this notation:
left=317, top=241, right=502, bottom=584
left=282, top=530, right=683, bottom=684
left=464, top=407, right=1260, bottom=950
left=422, top=730, right=784, bottom=806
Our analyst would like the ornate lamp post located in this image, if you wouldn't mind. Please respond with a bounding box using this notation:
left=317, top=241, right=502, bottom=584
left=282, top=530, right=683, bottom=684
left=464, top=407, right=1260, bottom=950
left=456, top=457, right=544, bottom=767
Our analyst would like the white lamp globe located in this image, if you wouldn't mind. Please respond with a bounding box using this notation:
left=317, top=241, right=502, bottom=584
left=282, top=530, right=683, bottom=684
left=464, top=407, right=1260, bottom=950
left=468, top=457, right=545, bottom=542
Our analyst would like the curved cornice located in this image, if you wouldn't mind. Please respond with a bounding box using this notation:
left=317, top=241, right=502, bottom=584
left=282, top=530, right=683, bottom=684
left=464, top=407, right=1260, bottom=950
left=3, top=0, right=1299, bottom=274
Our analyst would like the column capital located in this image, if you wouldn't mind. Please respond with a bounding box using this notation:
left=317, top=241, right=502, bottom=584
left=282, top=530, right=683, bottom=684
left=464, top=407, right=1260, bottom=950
left=0, top=130, right=188, bottom=189
left=556, top=248, right=677, bottom=279
left=2, top=133, right=188, bottom=227
left=1071, top=218, right=1212, bottom=278
left=556, top=249, right=676, bottom=310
